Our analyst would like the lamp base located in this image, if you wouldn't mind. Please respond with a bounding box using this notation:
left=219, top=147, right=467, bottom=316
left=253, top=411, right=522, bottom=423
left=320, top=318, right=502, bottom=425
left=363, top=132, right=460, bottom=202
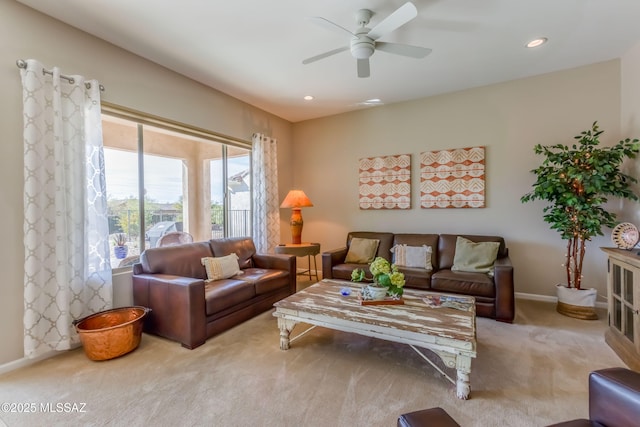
left=290, top=208, right=303, bottom=244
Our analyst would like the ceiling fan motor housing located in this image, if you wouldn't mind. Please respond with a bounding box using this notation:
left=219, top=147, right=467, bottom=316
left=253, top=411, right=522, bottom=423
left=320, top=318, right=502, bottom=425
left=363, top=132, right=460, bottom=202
left=351, top=29, right=375, bottom=59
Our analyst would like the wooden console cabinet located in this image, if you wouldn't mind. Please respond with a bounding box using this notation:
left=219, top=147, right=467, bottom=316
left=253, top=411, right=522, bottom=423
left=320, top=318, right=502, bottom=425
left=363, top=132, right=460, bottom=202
left=601, top=247, right=640, bottom=370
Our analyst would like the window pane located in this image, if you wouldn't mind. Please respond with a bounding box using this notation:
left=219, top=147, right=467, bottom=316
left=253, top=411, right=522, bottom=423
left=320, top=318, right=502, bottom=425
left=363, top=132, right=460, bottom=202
left=209, top=147, right=225, bottom=239
left=227, top=147, right=251, bottom=237
left=142, top=125, right=187, bottom=249
left=102, top=110, right=252, bottom=266
left=103, top=116, right=140, bottom=268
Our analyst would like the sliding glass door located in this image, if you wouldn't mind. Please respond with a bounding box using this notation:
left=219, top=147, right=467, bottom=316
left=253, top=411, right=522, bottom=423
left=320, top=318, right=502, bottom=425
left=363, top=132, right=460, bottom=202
left=102, top=112, right=251, bottom=268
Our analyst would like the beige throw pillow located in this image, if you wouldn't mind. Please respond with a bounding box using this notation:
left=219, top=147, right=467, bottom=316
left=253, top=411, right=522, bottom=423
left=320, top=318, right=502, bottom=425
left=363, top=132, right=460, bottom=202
left=451, top=236, right=500, bottom=275
left=201, top=253, right=243, bottom=281
left=345, top=237, right=380, bottom=264
left=392, top=244, right=433, bottom=270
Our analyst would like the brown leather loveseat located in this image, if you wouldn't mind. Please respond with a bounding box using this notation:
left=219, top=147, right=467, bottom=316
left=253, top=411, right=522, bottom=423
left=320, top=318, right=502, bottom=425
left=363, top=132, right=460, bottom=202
left=133, top=237, right=296, bottom=349
left=322, top=231, right=514, bottom=322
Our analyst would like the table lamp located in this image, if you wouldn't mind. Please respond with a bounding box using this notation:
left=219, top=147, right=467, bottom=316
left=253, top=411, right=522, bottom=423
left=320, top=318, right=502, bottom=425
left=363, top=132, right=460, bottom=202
left=280, top=190, right=313, bottom=244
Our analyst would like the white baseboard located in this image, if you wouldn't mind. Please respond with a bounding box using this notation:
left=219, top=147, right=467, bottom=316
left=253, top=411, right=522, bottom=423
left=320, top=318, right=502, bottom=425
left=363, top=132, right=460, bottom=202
left=0, top=343, right=82, bottom=376
left=515, top=292, right=608, bottom=309
left=0, top=350, right=58, bottom=376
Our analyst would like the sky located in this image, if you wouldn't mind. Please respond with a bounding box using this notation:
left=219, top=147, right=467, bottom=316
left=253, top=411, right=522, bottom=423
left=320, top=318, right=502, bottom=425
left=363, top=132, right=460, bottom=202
left=104, top=149, right=250, bottom=204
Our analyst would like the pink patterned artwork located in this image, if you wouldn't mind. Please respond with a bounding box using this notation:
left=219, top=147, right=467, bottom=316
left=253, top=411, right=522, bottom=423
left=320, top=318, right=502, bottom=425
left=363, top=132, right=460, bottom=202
left=359, top=154, right=411, bottom=209
left=420, top=146, right=485, bottom=209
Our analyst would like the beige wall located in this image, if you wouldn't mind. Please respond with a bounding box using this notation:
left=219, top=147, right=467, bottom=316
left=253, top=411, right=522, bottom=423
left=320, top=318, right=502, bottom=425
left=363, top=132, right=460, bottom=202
left=621, top=42, right=640, bottom=224
left=291, top=60, right=629, bottom=301
left=0, top=2, right=293, bottom=366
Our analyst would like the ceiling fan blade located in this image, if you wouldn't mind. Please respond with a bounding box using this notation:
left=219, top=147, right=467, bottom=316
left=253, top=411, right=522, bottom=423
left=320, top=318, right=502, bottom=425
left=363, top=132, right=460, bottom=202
left=357, top=59, right=370, bottom=78
left=302, top=46, right=350, bottom=65
left=376, top=42, right=432, bottom=58
left=309, top=16, right=354, bottom=37
left=367, top=2, right=418, bottom=41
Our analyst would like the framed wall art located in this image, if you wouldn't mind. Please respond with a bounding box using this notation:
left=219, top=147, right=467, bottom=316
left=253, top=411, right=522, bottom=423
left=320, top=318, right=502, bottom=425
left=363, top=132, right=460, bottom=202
left=420, top=146, right=485, bottom=209
left=359, top=154, right=411, bottom=210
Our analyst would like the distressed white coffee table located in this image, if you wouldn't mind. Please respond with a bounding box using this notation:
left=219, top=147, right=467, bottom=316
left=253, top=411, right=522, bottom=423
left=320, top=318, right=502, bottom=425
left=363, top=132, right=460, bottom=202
left=273, top=279, right=477, bottom=399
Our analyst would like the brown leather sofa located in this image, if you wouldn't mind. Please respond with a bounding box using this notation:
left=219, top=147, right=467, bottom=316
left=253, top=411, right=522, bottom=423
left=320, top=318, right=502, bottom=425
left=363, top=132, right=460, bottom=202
left=322, top=231, right=514, bottom=322
left=132, top=237, right=296, bottom=349
left=545, top=367, right=640, bottom=427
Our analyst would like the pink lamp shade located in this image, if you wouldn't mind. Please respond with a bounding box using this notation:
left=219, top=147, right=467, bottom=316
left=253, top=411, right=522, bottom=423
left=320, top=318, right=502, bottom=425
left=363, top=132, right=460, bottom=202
left=280, top=190, right=313, bottom=244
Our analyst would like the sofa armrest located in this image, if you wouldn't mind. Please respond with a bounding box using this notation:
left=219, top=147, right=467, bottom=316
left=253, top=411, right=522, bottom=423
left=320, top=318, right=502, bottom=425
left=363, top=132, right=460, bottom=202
left=253, top=253, right=297, bottom=293
left=132, top=273, right=207, bottom=349
left=322, top=247, right=348, bottom=279
left=493, top=256, right=515, bottom=323
left=589, top=367, right=640, bottom=426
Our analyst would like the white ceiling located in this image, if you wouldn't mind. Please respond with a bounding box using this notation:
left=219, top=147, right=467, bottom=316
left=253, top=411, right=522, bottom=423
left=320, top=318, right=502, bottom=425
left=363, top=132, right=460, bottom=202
left=16, top=0, right=640, bottom=123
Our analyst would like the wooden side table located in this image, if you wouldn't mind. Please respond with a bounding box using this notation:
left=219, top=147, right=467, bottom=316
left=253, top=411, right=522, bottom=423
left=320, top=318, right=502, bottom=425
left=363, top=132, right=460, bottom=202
left=275, top=242, right=320, bottom=282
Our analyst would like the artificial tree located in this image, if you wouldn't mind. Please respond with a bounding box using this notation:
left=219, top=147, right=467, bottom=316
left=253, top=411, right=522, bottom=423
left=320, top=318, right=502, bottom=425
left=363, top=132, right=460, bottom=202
left=521, top=122, right=639, bottom=290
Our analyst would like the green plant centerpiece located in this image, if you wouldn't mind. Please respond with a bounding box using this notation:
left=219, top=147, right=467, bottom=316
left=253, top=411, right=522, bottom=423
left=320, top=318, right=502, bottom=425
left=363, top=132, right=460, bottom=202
left=521, top=122, right=639, bottom=318
left=351, top=256, right=406, bottom=299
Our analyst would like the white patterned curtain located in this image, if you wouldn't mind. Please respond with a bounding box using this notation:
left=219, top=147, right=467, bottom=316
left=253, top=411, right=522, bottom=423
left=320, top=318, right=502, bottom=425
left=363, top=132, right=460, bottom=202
left=252, top=133, right=280, bottom=253
left=20, top=59, right=112, bottom=358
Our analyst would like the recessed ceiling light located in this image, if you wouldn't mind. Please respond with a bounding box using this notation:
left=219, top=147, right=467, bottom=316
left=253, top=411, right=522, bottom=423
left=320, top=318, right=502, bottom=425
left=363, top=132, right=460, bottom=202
left=303, top=95, right=314, bottom=101
left=356, top=98, right=384, bottom=107
left=526, top=37, right=548, bottom=48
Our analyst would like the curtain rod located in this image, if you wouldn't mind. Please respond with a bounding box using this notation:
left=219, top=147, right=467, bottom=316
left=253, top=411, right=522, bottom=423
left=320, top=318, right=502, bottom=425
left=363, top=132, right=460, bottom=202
left=16, top=59, right=105, bottom=92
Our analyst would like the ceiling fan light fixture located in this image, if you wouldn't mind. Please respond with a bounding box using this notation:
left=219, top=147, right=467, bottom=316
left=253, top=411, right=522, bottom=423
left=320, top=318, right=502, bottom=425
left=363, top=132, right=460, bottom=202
left=350, top=39, right=375, bottom=59
left=526, top=37, right=548, bottom=48
left=303, top=95, right=314, bottom=101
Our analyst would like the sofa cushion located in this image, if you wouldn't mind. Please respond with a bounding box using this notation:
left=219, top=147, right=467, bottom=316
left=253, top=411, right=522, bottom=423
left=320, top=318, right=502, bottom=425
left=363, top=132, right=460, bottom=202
left=140, top=241, right=213, bottom=279
left=393, top=234, right=439, bottom=270
left=201, top=254, right=243, bottom=281
left=210, top=237, right=256, bottom=269
left=332, top=263, right=366, bottom=281
left=347, top=232, right=395, bottom=262
left=204, top=279, right=256, bottom=315
left=345, top=237, right=380, bottom=263
left=397, top=266, right=432, bottom=290
left=431, top=270, right=496, bottom=298
left=451, top=236, right=500, bottom=274
left=438, top=234, right=506, bottom=270
left=393, top=244, right=433, bottom=270
left=239, top=268, right=290, bottom=295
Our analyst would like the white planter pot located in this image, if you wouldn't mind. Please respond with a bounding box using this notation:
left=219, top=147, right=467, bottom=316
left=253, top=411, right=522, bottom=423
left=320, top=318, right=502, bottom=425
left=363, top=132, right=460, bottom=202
left=365, top=285, right=388, bottom=301
left=555, top=284, right=598, bottom=320
left=555, top=284, right=597, bottom=307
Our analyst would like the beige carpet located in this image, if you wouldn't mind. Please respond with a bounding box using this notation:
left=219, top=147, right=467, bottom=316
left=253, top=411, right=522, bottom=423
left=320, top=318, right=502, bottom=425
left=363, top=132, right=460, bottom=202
left=0, top=290, right=624, bottom=427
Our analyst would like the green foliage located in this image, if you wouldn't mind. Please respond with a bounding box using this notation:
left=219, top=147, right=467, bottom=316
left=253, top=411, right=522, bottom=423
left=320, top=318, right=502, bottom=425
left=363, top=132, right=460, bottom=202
left=351, top=257, right=405, bottom=298
left=521, top=122, right=639, bottom=289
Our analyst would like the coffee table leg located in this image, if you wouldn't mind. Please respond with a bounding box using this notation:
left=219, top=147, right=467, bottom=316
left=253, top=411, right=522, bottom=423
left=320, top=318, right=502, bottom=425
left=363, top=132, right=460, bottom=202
left=456, top=370, right=471, bottom=400
left=277, top=318, right=297, bottom=350
left=456, top=355, right=472, bottom=400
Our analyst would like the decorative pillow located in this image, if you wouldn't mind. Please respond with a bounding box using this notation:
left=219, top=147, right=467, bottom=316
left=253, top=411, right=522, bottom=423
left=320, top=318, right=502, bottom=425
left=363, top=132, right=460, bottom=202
left=345, top=238, right=380, bottom=264
left=201, top=253, right=243, bottom=281
left=392, top=244, right=433, bottom=270
left=451, top=236, right=500, bottom=275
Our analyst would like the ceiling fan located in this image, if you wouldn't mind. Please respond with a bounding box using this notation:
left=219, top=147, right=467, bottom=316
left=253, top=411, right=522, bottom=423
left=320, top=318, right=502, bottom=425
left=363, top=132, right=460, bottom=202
left=302, top=2, right=432, bottom=78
